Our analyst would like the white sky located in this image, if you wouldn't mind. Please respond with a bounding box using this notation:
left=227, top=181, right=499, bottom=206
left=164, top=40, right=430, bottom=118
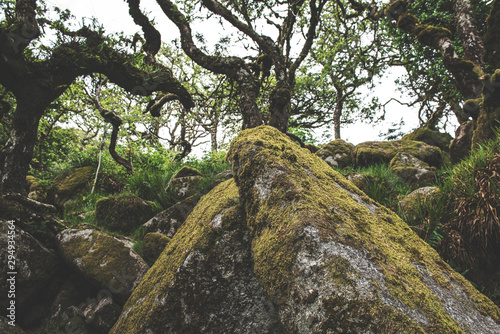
left=45, top=0, right=448, bottom=147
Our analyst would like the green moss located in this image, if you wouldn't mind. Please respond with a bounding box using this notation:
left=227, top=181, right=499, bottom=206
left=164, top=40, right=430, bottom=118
left=26, top=175, right=47, bottom=201
left=316, top=139, right=355, bottom=169
left=140, top=232, right=171, bottom=266
left=402, top=128, right=452, bottom=152
left=321, top=295, right=424, bottom=333
left=452, top=59, right=483, bottom=77
left=172, top=166, right=202, bottom=178
left=227, top=126, right=500, bottom=331
left=110, top=179, right=241, bottom=333
left=95, top=194, right=154, bottom=234
left=355, top=140, right=442, bottom=168
left=397, top=13, right=420, bottom=33
left=473, top=70, right=500, bottom=147
left=59, top=228, right=146, bottom=304
left=50, top=166, right=94, bottom=204
left=415, top=25, right=452, bottom=48
left=384, top=0, right=407, bottom=20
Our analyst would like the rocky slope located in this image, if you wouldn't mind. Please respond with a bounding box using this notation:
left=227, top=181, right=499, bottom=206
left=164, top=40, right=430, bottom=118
left=110, top=126, right=500, bottom=333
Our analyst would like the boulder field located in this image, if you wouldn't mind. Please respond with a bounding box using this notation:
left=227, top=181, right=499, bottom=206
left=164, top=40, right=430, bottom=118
left=110, top=126, right=500, bottom=333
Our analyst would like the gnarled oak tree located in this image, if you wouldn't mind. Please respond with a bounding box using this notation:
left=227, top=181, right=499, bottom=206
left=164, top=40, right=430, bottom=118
left=0, top=0, right=193, bottom=193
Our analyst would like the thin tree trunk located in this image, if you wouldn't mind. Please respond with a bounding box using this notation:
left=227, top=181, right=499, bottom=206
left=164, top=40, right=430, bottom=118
left=333, top=100, right=343, bottom=140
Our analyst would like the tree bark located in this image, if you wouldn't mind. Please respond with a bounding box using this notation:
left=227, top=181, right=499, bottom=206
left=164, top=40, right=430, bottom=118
left=453, top=0, right=485, bottom=70
left=1, top=95, right=51, bottom=193
left=333, top=95, right=344, bottom=140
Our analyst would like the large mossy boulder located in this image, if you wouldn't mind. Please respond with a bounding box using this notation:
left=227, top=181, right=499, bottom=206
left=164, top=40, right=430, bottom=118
left=95, top=194, right=154, bottom=234
left=48, top=166, right=94, bottom=207
left=315, top=139, right=355, bottom=169
left=111, top=126, right=500, bottom=333
left=354, top=140, right=443, bottom=168
left=55, top=228, right=149, bottom=304
left=402, top=127, right=453, bottom=152
left=111, top=179, right=284, bottom=333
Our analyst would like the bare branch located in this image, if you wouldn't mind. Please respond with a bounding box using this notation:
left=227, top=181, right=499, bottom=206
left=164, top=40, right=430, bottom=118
left=126, top=0, right=162, bottom=61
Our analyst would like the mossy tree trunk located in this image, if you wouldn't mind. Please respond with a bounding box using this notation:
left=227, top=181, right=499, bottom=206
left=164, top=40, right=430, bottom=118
left=354, top=0, right=499, bottom=146
left=0, top=0, right=193, bottom=194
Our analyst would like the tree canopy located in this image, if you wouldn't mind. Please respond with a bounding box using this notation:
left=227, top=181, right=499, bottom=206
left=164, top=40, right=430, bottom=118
left=2, top=0, right=500, bottom=196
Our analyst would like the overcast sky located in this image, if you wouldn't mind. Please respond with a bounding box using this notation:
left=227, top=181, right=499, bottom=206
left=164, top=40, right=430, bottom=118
left=44, top=0, right=440, bottom=145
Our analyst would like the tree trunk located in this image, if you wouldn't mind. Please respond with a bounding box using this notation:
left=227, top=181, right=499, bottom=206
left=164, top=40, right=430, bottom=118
left=237, top=69, right=263, bottom=130
left=333, top=100, right=343, bottom=140
left=268, top=87, right=291, bottom=132
left=269, top=66, right=293, bottom=133
left=453, top=0, right=485, bottom=70
left=1, top=99, right=46, bottom=193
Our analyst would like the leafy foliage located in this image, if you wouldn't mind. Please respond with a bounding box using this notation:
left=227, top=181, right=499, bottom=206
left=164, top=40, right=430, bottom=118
left=291, top=1, right=390, bottom=139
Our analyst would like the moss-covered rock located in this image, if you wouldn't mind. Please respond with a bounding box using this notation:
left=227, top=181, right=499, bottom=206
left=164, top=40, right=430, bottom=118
left=173, top=166, right=203, bottom=178
left=110, top=179, right=283, bottom=333
left=55, top=228, right=149, bottom=305
left=143, top=196, right=197, bottom=237
left=82, top=294, right=122, bottom=333
left=95, top=194, right=154, bottom=234
left=390, top=152, right=436, bottom=187
left=25, top=175, right=47, bottom=202
left=169, top=173, right=203, bottom=201
left=226, top=126, right=499, bottom=333
left=402, top=128, right=453, bottom=152
left=354, top=140, right=443, bottom=168
left=346, top=173, right=370, bottom=193
left=315, top=139, right=355, bottom=169
left=399, top=187, right=442, bottom=217
left=140, top=232, right=171, bottom=266
left=48, top=166, right=94, bottom=207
